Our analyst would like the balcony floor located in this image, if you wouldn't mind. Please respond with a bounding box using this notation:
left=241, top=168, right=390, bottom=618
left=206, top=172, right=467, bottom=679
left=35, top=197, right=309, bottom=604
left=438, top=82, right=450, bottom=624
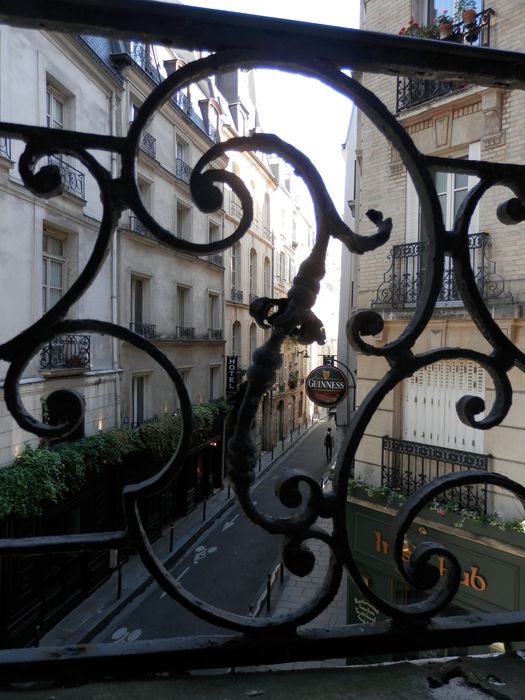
left=9, top=654, right=523, bottom=698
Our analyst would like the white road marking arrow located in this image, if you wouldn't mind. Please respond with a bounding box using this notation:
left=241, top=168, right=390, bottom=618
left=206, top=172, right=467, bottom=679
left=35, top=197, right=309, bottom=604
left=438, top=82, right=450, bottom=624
left=222, top=513, right=240, bottom=532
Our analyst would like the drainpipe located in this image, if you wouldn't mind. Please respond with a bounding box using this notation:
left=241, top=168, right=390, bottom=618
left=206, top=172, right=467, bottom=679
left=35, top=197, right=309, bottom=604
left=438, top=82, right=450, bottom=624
left=109, top=90, right=121, bottom=426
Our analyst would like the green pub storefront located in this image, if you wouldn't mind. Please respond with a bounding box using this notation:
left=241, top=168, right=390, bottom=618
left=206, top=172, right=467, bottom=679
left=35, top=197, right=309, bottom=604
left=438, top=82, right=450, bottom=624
left=346, top=489, right=525, bottom=660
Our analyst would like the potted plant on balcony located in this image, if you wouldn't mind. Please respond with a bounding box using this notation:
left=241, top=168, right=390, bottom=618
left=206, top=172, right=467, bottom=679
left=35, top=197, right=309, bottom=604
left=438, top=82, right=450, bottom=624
left=399, top=18, right=438, bottom=39
left=436, top=11, right=453, bottom=39
left=455, top=0, right=477, bottom=26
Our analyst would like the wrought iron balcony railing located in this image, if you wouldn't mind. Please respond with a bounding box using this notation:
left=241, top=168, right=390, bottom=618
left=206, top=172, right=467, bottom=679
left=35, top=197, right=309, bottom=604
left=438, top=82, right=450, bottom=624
left=249, top=291, right=258, bottom=303
left=207, top=123, right=219, bottom=143
left=262, top=225, right=273, bottom=242
left=0, top=136, right=11, bottom=159
left=381, top=436, right=488, bottom=515
left=39, top=334, right=91, bottom=371
left=176, top=325, right=194, bottom=340
left=173, top=90, right=193, bottom=116
left=397, top=9, right=495, bottom=113
left=129, top=42, right=161, bottom=83
left=48, top=155, right=85, bottom=198
left=140, top=130, right=156, bottom=158
left=206, top=252, right=224, bottom=266
left=175, top=157, right=191, bottom=183
left=230, top=199, right=242, bottom=219
left=231, top=287, right=244, bottom=303
left=129, top=322, right=156, bottom=338
left=3, top=0, right=525, bottom=681
left=208, top=327, right=223, bottom=340
left=372, top=232, right=512, bottom=309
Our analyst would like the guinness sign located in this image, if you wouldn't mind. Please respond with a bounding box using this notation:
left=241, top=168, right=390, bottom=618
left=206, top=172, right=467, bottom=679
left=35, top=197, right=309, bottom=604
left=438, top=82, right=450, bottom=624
left=306, top=364, right=348, bottom=408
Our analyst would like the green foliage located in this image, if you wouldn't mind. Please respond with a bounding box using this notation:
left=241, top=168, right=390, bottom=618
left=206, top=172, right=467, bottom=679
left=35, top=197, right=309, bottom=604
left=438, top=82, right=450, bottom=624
left=349, top=479, right=525, bottom=535
left=191, top=399, right=228, bottom=444
left=138, top=415, right=181, bottom=464
left=0, top=446, right=65, bottom=519
left=0, top=399, right=230, bottom=522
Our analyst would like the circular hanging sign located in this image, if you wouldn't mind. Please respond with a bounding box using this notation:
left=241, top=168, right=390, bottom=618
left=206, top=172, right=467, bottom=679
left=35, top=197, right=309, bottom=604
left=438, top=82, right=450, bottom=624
left=306, top=365, right=348, bottom=408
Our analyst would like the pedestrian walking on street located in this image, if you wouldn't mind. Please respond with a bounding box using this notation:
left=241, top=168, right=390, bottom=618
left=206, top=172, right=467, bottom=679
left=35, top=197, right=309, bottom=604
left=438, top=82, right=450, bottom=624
left=324, top=427, right=333, bottom=462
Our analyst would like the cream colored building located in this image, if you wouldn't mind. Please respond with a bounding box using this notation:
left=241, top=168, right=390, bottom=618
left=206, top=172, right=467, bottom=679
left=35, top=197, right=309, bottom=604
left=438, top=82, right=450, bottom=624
left=347, top=0, right=525, bottom=518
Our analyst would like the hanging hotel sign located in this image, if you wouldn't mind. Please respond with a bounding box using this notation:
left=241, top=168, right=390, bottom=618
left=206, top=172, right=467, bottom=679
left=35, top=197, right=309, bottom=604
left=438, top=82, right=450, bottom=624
left=226, top=356, right=238, bottom=396
left=306, top=364, right=348, bottom=407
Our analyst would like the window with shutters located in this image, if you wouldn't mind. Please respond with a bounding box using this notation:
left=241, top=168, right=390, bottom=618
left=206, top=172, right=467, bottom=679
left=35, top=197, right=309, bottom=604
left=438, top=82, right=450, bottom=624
left=402, top=359, right=485, bottom=453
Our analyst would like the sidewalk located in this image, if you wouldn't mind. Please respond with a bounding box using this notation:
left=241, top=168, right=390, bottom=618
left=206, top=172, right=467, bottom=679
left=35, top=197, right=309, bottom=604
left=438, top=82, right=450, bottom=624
left=42, top=417, right=324, bottom=647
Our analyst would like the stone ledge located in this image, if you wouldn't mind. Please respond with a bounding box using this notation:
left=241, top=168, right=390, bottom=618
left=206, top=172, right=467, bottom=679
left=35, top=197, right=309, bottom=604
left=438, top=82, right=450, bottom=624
left=3, top=653, right=524, bottom=699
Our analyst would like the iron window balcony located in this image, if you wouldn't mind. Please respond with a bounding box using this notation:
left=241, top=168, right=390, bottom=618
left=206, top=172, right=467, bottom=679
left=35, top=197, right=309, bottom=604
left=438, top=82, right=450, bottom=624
left=208, top=328, right=223, bottom=340
left=381, top=435, right=488, bottom=515
left=129, top=42, right=161, bottom=83
left=206, top=252, right=224, bottom=266
left=129, top=322, right=156, bottom=338
left=140, top=130, right=156, bottom=158
left=40, top=334, right=91, bottom=371
left=175, top=157, right=191, bottom=183
left=396, top=9, right=495, bottom=113
left=48, top=155, right=85, bottom=198
left=262, top=226, right=273, bottom=242
left=372, top=232, right=512, bottom=309
left=231, top=287, right=244, bottom=303
left=176, top=326, right=195, bottom=340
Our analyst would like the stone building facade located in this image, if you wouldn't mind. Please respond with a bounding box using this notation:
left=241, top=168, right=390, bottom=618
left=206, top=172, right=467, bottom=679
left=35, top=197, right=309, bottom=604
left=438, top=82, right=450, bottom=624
left=345, top=0, right=525, bottom=519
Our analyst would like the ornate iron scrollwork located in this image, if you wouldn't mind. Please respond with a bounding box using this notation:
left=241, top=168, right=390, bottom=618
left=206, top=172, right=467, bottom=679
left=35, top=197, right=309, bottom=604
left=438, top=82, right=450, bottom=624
left=1, top=0, right=525, bottom=677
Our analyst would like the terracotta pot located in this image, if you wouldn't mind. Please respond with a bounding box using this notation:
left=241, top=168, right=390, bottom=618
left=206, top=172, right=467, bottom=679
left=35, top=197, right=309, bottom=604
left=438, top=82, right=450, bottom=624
left=438, top=21, right=453, bottom=39
left=462, top=9, right=477, bottom=26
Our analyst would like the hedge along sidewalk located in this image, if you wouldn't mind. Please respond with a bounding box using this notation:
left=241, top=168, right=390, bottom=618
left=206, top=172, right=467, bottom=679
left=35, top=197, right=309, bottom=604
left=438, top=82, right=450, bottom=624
left=0, top=400, right=230, bottom=523
left=41, top=417, right=318, bottom=647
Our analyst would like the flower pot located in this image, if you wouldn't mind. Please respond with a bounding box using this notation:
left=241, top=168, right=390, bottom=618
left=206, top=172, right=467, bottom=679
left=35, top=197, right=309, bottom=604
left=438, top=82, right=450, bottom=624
left=438, top=21, right=453, bottom=39
left=462, top=9, right=477, bottom=26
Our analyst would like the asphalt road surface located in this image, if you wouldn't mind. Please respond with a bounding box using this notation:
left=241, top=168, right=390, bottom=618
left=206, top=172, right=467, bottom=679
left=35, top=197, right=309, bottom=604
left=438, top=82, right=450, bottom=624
left=94, top=421, right=331, bottom=643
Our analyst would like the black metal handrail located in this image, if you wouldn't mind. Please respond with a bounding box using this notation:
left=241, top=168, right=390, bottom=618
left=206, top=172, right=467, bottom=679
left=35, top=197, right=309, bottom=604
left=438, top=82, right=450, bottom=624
left=129, top=42, right=160, bottom=83
left=373, top=232, right=512, bottom=308
left=129, top=322, right=156, bottom=338
left=48, top=155, right=85, bottom=198
left=176, top=325, right=194, bottom=339
left=175, top=157, right=191, bottom=183
left=230, top=200, right=242, bottom=219
left=40, top=334, right=90, bottom=371
left=207, top=252, right=223, bottom=265
left=381, top=436, right=488, bottom=514
left=397, top=8, right=495, bottom=112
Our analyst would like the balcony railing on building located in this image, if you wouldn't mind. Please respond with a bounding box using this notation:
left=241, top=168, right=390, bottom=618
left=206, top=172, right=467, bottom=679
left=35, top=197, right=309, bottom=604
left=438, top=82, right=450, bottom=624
left=230, top=199, right=242, bottom=219
left=381, top=436, right=488, bottom=514
left=396, top=9, right=494, bottom=113
left=206, top=252, right=224, bottom=266
left=129, top=322, right=156, bottom=338
left=40, top=334, right=91, bottom=371
left=48, top=155, right=85, bottom=198
left=129, top=42, right=160, bottom=83
left=373, top=232, right=511, bottom=309
left=231, top=287, right=244, bottom=303
left=249, top=291, right=258, bottom=304
left=0, top=136, right=11, bottom=159
left=208, top=328, right=223, bottom=340
left=140, top=131, right=156, bottom=158
left=176, top=325, right=194, bottom=340
left=262, top=226, right=273, bottom=242
left=175, top=157, right=191, bottom=183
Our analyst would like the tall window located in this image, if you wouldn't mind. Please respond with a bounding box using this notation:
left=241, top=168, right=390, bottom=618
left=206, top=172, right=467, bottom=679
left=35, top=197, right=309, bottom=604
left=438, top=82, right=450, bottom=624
left=209, top=221, right=221, bottom=243
left=209, top=365, right=221, bottom=401
left=176, top=201, right=191, bottom=239
left=231, top=242, right=241, bottom=289
left=435, top=170, right=469, bottom=230
left=232, top=321, right=241, bottom=358
left=249, top=248, right=257, bottom=298
left=177, top=285, right=191, bottom=329
left=264, top=257, right=271, bottom=297
left=46, top=87, right=64, bottom=129
left=131, top=276, right=145, bottom=326
left=42, top=232, right=64, bottom=312
left=208, top=293, right=221, bottom=334
left=132, top=374, right=148, bottom=426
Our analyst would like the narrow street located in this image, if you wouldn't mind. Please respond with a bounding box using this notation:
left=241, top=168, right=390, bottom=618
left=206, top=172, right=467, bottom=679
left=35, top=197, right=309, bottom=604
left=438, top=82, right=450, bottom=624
left=93, top=421, right=332, bottom=642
